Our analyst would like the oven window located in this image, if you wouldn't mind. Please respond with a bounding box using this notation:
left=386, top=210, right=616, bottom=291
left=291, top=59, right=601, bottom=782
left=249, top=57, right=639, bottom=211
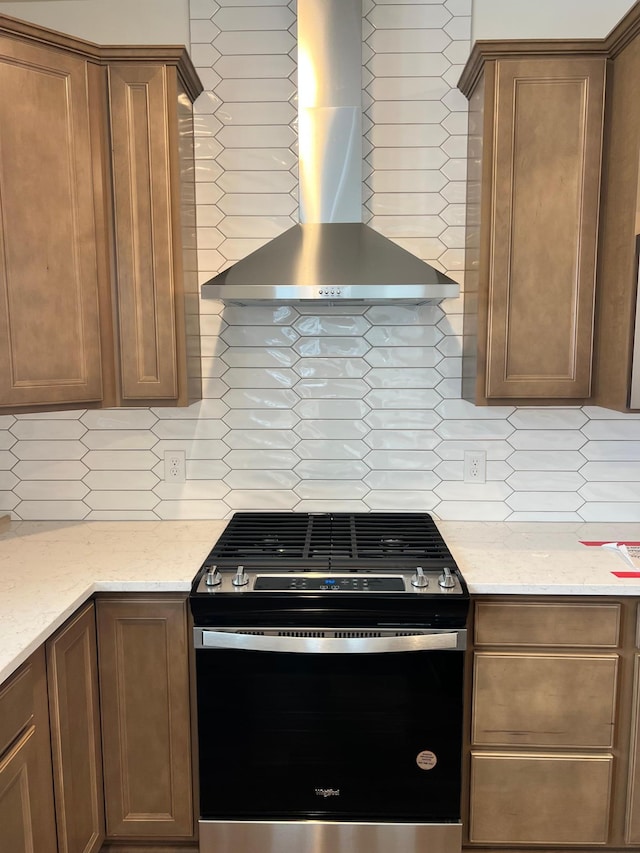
left=196, top=648, right=464, bottom=822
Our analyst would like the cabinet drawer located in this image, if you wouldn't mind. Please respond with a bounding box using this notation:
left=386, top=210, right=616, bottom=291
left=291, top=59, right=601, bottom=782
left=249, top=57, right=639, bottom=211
left=473, top=652, right=618, bottom=747
left=0, top=662, right=35, bottom=757
left=475, top=601, right=620, bottom=647
left=469, top=752, right=613, bottom=844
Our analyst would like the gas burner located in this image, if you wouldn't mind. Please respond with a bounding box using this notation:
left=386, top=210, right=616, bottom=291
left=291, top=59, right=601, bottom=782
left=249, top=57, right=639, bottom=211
left=380, top=537, right=407, bottom=552
left=258, top=535, right=290, bottom=554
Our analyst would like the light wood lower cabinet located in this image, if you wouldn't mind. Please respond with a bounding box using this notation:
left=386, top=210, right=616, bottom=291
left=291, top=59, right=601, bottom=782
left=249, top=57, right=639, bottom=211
left=468, top=599, right=621, bottom=847
left=96, top=596, right=194, bottom=840
left=470, top=752, right=613, bottom=845
left=46, top=601, right=104, bottom=853
left=473, top=652, right=618, bottom=748
left=626, top=653, right=640, bottom=842
left=0, top=648, right=57, bottom=853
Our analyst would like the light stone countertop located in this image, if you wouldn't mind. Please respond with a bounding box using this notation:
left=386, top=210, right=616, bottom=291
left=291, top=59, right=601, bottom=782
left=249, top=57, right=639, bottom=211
left=0, top=519, right=228, bottom=684
left=1, top=518, right=639, bottom=684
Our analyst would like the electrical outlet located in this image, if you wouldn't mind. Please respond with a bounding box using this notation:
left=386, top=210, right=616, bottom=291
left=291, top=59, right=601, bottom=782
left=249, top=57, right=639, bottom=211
left=463, top=450, right=486, bottom=483
left=164, top=450, right=186, bottom=483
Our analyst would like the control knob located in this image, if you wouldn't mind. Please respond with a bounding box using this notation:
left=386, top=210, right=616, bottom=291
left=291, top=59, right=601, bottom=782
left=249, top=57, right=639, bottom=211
left=411, top=566, right=428, bottom=588
left=438, top=566, right=456, bottom=589
left=205, top=565, right=221, bottom=586
left=232, top=565, right=249, bottom=587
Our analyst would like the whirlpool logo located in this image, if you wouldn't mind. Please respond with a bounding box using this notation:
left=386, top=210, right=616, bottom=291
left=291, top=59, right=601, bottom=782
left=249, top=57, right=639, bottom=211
left=315, top=787, right=340, bottom=798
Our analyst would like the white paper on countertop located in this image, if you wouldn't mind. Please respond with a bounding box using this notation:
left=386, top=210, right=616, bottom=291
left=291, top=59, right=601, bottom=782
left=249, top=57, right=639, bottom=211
left=601, top=542, right=640, bottom=568
left=581, top=539, right=640, bottom=570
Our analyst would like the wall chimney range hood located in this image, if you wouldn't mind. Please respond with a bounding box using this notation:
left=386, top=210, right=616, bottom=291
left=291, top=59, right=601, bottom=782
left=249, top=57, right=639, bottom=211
left=201, top=0, right=460, bottom=305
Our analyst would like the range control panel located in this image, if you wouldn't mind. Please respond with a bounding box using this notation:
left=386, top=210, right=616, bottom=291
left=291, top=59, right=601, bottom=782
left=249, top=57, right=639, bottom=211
left=254, top=575, right=405, bottom=592
left=193, top=568, right=466, bottom=596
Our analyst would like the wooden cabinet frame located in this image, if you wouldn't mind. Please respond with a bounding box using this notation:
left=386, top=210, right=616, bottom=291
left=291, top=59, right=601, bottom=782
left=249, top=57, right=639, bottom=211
left=0, top=648, right=57, bottom=853
left=464, top=595, right=640, bottom=851
left=96, top=595, right=195, bottom=841
left=0, top=14, right=202, bottom=413
left=459, top=48, right=606, bottom=405
left=47, top=602, right=104, bottom=853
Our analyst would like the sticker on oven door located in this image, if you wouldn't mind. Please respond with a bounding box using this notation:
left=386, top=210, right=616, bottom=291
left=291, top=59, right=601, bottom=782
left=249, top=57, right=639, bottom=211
left=416, top=750, right=437, bottom=770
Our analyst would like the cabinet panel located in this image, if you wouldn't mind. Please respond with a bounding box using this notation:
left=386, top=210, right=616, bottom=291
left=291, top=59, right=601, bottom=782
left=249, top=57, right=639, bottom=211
left=625, top=655, right=640, bottom=842
left=0, top=728, right=44, bottom=853
left=475, top=601, right=621, bottom=647
left=592, top=25, right=640, bottom=411
left=108, top=64, right=180, bottom=402
left=96, top=597, right=193, bottom=838
left=0, top=650, right=57, bottom=853
left=0, top=36, right=103, bottom=408
left=0, top=661, right=34, bottom=756
left=470, top=752, right=613, bottom=844
left=473, top=652, right=618, bottom=747
left=460, top=52, right=606, bottom=404
left=486, top=57, right=604, bottom=399
left=47, top=602, right=104, bottom=853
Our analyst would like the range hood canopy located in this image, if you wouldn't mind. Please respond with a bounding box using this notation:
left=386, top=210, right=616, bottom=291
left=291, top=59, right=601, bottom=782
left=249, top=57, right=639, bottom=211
left=201, top=223, right=459, bottom=304
left=201, top=0, right=460, bottom=306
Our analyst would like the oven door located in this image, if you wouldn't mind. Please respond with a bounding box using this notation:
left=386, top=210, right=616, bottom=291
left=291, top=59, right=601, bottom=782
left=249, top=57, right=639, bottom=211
left=193, top=628, right=466, bottom=824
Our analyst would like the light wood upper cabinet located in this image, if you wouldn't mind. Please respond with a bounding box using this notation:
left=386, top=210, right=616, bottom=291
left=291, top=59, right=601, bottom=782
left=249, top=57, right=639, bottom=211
left=46, top=602, right=104, bottom=853
left=459, top=50, right=606, bottom=404
left=0, top=648, right=57, bottom=853
left=108, top=61, right=201, bottom=406
left=0, top=14, right=202, bottom=412
left=96, top=595, right=194, bottom=840
left=592, top=6, right=640, bottom=412
left=0, top=34, right=106, bottom=409
left=109, top=64, right=181, bottom=402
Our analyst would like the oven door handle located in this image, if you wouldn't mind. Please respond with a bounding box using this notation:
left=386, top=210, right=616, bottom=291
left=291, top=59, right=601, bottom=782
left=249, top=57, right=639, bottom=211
left=194, top=628, right=466, bottom=653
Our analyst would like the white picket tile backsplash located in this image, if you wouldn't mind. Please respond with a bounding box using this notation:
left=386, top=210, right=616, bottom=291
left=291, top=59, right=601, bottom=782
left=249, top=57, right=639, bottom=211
left=0, top=0, right=638, bottom=521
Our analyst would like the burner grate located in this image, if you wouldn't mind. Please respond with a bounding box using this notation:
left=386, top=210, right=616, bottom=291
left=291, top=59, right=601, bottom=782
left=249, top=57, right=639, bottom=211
left=209, top=512, right=453, bottom=566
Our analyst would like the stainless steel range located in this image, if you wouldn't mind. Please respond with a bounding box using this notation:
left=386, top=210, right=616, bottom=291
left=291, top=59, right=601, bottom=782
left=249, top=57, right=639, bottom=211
left=190, top=511, right=469, bottom=853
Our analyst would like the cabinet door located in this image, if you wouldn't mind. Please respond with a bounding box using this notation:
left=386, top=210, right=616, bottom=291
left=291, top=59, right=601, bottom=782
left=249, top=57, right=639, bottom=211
left=484, top=57, right=605, bottom=400
left=0, top=649, right=57, bottom=853
left=0, top=728, right=53, bottom=853
left=473, top=652, right=618, bottom=748
left=96, top=596, right=194, bottom=838
left=470, top=752, right=613, bottom=844
left=47, top=602, right=104, bottom=853
left=0, top=36, right=104, bottom=408
left=108, top=64, right=182, bottom=403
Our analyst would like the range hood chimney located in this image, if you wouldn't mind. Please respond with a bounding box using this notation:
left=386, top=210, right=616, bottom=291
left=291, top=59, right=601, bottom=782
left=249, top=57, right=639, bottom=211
left=201, top=0, right=460, bottom=305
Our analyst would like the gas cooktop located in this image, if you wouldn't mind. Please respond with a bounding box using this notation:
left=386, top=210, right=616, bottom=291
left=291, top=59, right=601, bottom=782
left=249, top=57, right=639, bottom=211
left=190, top=511, right=467, bottom=599
left=203, top=511, right=454, bottom=566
